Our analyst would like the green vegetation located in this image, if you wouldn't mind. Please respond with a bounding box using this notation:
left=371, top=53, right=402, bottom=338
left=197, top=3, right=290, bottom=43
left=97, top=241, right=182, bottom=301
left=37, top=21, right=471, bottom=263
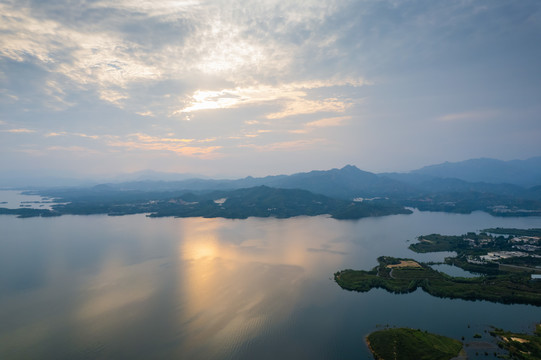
left=334, top=256, right=541, bottom=306
left=484, top=228, right=541, bottom=237
left=335, top=228, right=541, bottom=304
left=366, top=327, right=463, bottom=360
left=409, top=229, right=541, bottom=271
left=403, top=192, right=541, bottom=217
left=408, top=231, right=518, bottom=254
left=147, top=186, right=411, bottom=219
left=8, top=161, right=541, bottom=218
left=409, top=233, right=468, bottom=253
left=490, top=324, right=541, bottom=360
left=1, top=186, right=412, bottom=219
left=446, top=256, right=500, bottom=275
left=335, top=227, right=541, bottom=358
left=0, top=207, right=60, bottom=218
left=5, top=160, right=541, bottom=218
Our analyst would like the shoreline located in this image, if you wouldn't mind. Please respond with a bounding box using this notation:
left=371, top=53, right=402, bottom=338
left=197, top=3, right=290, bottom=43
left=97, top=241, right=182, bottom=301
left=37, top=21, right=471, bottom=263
left=364, top=335, right=376, bottom=359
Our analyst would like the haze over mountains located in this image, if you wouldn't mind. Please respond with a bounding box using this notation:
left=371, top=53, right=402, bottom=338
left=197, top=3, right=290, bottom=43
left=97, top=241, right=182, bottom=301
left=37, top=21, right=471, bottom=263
left=90, top=156, right=541, bottom=195
left=2, top=157, right=540, bottom=195
left=389, top=157, right=541, bottom=187
left=2, top=156, right=538, bottom=219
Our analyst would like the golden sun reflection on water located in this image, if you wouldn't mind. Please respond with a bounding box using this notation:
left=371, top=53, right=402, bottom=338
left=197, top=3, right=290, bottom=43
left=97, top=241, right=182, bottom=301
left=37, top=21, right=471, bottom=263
left=0, top=215, right=350, bottom=359
left=174, top=217, right=343, bottom=357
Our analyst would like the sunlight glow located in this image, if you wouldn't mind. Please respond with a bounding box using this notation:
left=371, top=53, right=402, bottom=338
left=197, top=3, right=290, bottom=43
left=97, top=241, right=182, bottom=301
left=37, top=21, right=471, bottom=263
left=240, top=138, right=327, bottom=152
left=108, top=133, right=222, bottom=158
left=175, top=79, right=365, bottom=118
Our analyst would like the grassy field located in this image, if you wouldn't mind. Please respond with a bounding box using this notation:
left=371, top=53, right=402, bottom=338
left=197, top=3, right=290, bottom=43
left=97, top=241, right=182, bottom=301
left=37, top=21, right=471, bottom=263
left=367, top=328, right=463, bottom=360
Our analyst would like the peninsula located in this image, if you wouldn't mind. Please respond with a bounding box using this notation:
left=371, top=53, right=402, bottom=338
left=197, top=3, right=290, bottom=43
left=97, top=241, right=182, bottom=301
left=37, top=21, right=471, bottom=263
left=334, top=228, right=541, bottom=306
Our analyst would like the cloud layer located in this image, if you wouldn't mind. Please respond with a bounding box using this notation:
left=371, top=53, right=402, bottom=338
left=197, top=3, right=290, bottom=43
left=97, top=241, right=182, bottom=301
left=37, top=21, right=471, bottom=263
left=1, top=0, right=540, bottom=176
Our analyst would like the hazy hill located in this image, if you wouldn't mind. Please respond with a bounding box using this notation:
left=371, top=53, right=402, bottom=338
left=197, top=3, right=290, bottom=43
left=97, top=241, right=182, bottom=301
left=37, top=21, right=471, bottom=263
left=105, top=158, right=541, bottom=199
left=407, top=157, right=541, bottom=187
left=99, top=165, right=416, bottom=200
left=245, top=165, right=417, bottom=199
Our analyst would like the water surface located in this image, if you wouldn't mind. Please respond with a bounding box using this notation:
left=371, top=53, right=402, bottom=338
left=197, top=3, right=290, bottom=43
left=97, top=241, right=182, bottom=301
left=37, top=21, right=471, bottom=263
left=0, top=203, right=540, bottom=359
left=431, top=263, right=481, bottom=278
left=0, top=190, right=61, bottom=209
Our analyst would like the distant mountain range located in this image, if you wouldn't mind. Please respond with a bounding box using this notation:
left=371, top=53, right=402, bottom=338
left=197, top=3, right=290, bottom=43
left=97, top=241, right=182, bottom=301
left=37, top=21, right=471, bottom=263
left=90, top=157, right=541, bottom=199
left=2, top=157, right=540, bottom=190
left=104, top=164, right=415, bottom=199
left=3, top=156, right=541, bottom=218
left=385, top=157, right=541, bottom=187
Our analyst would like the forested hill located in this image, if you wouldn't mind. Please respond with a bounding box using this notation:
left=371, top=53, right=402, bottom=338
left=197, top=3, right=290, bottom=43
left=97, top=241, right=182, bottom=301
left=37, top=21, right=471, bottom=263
left=146, top=186, right=412, bottom=219
left=3, top=186, right=412, bottom=219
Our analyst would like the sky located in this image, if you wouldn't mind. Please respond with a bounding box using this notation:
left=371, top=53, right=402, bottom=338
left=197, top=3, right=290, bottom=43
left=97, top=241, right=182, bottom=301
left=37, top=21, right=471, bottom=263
left=1, top=0, right=540, bottom=179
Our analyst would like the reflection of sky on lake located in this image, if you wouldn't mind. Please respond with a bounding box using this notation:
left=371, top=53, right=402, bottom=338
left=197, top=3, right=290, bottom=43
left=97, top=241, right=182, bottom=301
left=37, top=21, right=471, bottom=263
left=431, top=263, right=480, bottom=278
left=1, top=206, right=541, bottom=359
left=0, top=214, right=350, bottom=359
left=175, top=217, right=350, bottom=358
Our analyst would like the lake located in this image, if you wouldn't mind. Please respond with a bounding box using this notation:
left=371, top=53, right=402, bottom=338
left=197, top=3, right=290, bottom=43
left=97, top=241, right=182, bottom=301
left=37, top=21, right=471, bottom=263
left=1, top=193, right=541, bottom=359
left=0, top=190, right=62, bottom=210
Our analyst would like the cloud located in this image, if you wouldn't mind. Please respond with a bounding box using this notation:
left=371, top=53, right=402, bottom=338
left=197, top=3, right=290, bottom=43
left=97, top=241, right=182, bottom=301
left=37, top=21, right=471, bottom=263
left=99, top=89, right=130, bottom=105
left=45, top=132, right=66, bottom=137
left=0, top=2, right=162, bottom=106
left=266, top=98, right=348, bottom=119
left=47, top=146, right=100, bottom=153
left=137, top=111, right=155, bottom=117
left=174, top=79, right=365, bottom=118
left=437, top=110, right=500, bottom=122
left=2, top=128, right=36, bottom=133
left=290, top=116, right=351, bottom=133
left=0, top=89, right=19, bottom=103
left=1, top=1, right=539, bottom=176
left=45, top=132, right=99, bottom=139
left=92, top=0, right=200, bottom=17
left=108, top=133, right=222, bottom=158
left=240, top=138, right=326, bottom=152
left=240, top=129, right=273, bottom=139
left=0, top=0, right=366, bottom=112
left=305, top=116, right=351, bottom=128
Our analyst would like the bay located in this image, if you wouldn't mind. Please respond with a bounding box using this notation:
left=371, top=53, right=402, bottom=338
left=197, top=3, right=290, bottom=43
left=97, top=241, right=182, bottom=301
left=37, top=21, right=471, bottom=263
left=0, top=199, right=540, bottom=359
left=0, top=190, right=60, bottom=210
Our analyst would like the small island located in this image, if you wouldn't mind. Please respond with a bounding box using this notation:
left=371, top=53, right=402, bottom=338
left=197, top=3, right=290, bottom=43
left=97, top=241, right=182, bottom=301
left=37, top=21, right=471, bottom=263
left=335, top=228, right=541, bottom=306
left=366, top=327, right=464, bottom=360
left=490, top=323, right=541, bottom=360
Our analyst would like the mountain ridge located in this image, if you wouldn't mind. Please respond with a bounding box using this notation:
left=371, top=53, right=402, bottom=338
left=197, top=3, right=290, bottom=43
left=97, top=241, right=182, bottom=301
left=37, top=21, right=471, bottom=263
left=8, top=156, right=541, bottom=218
left=404, top=157, right=541, bottom=187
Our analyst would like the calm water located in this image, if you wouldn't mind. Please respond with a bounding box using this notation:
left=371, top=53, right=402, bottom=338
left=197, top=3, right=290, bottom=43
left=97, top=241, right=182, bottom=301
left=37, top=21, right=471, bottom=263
left=0, top=190, right=61, bottom=210
left=1, top=196, right=541, bottom=359
left=430, top=264, right=481, bottom=278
